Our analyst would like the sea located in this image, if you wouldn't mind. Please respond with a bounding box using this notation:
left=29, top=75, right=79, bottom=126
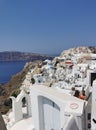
left=0, top=61, right=27, bottom=84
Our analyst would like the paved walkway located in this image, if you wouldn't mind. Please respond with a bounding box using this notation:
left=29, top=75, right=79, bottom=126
left=9, top=117, right=35, bottom=130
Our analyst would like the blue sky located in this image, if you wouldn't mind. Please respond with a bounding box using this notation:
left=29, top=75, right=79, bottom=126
left=0, top=0, right=96, bottom=55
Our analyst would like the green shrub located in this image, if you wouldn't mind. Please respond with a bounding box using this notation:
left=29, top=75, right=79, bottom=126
left=31, top=77, right=35, bottom=84
left=11, top=89, right=20, bottom=97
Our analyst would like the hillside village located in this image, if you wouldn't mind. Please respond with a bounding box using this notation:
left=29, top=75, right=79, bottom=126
left=2, top=46, right=96, bottom=130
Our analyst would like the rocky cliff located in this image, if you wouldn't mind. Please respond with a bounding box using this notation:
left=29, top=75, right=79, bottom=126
left=0, top=60, right=45, bottom=114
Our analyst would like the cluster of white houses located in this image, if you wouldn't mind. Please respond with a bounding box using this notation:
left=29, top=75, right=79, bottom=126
left=2, top=50, right=96, bottom=130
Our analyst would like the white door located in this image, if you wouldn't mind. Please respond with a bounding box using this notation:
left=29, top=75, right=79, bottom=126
left=43, top=98, right=60, bottom=130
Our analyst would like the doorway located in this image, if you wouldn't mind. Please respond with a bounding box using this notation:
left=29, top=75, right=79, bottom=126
left=91, top=73, right=96, bottom=86
left=43, top=98, right=60, bottom=130
left=22, top=97, right=28, bottom=118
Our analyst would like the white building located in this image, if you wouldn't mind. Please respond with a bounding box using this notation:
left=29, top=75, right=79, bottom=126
left=30, top=85, right=87, bottom=130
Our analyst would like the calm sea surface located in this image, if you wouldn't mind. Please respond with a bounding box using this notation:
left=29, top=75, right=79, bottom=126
left=0, top=61, right=27, bottom=84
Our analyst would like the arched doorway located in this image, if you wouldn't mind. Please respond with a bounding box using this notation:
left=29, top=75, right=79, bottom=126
left=22, top=97, right=28, bottom=118
left=43, top=97, right=60, bottom=130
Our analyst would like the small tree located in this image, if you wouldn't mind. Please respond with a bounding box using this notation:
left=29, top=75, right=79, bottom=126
left=31, top=77, right=35, bottom=84
left=11, top=89, right=20, bottom=98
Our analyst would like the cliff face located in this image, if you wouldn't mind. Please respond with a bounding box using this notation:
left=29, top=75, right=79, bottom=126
left=0, top=60, right=41, bottom=114
left=0, top=52, right=54, bottom=114
left=0, top=51, right=54, bottom=61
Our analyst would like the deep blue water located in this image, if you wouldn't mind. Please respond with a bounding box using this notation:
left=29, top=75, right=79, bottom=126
left=0, top=61, right=27, bottom=84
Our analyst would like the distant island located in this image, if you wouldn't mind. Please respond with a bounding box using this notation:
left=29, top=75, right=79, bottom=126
left=0, top=51, right=54, bottom=61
